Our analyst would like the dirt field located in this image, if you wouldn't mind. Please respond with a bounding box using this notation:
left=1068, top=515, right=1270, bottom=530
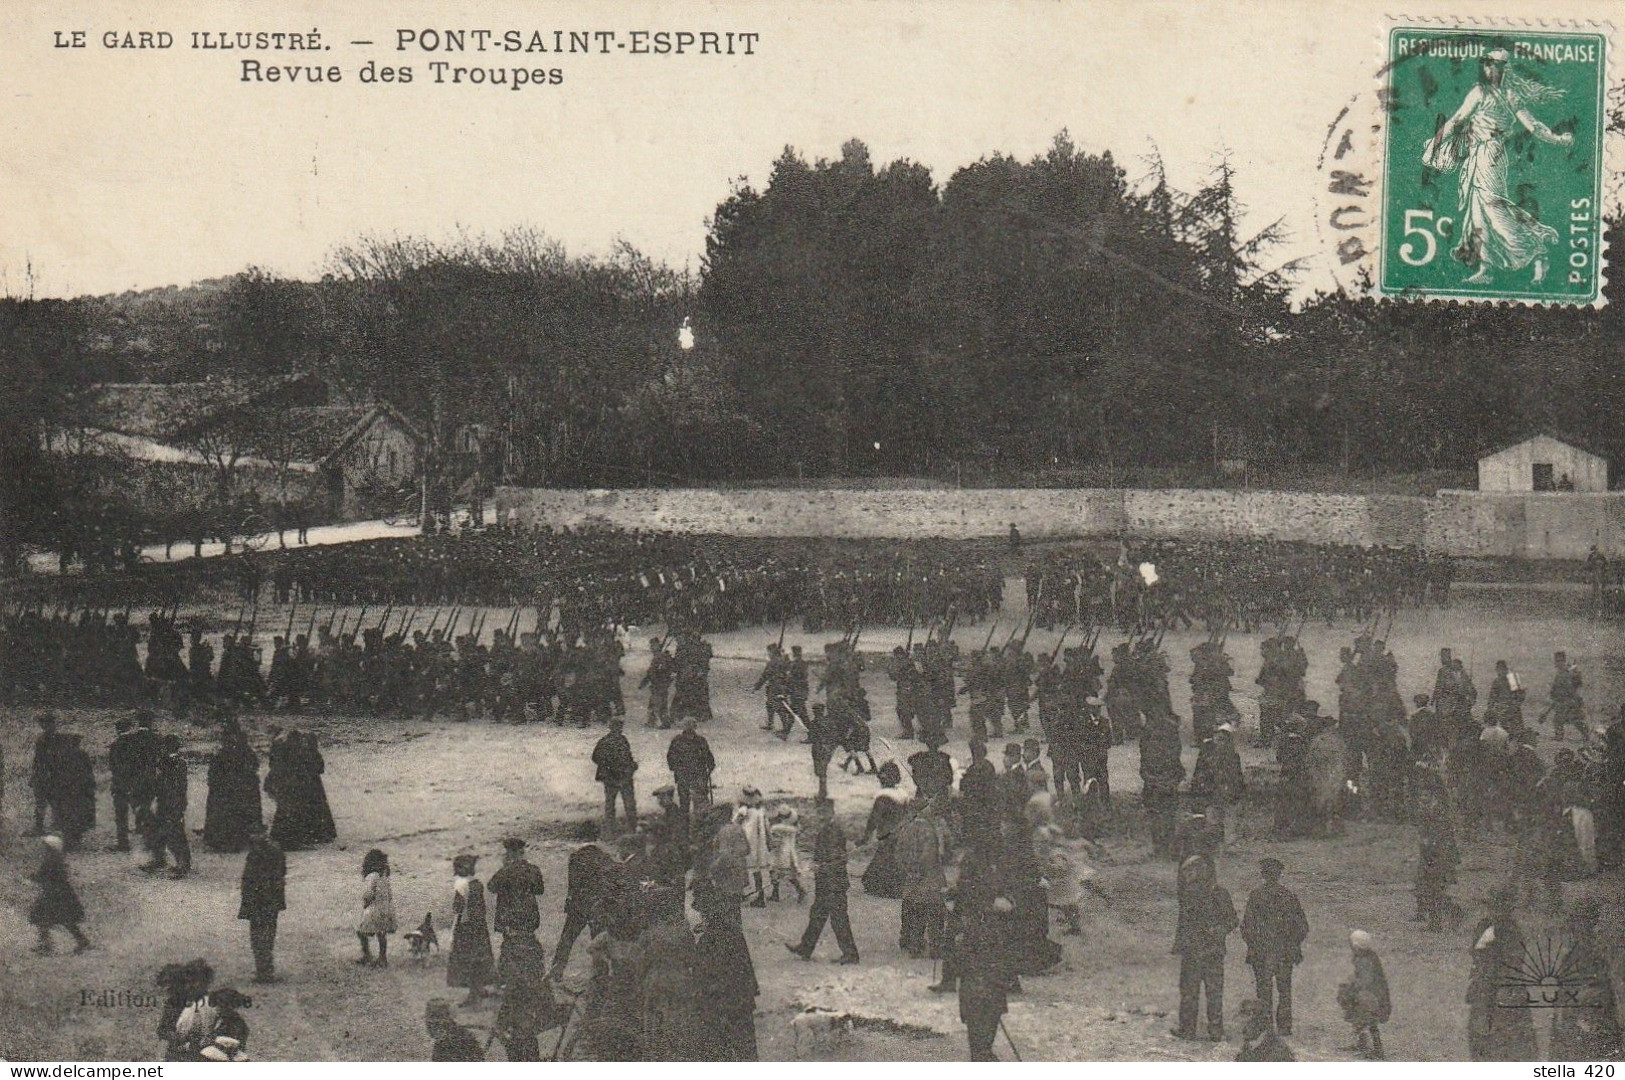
left=1, top=582, right=1619, bottom=1062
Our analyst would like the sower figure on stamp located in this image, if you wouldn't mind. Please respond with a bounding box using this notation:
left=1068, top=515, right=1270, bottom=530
left=1423, top=48, right=1574, bottom=287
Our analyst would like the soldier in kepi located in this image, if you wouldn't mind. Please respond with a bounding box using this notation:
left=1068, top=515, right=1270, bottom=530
left=1542, top=650, right=1588, bottom=743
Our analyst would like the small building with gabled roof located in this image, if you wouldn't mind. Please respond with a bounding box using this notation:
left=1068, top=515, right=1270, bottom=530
left=1477, top=434, right=1608, bottom=493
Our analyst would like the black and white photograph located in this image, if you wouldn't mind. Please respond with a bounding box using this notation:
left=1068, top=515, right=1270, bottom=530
left=1, top=0, right=1623, bottom=1065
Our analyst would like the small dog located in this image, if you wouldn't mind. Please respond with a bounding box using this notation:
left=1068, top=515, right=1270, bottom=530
left=404, top=912, right=439, bottom=959
left=791, top=1007, right=854, bottom=1056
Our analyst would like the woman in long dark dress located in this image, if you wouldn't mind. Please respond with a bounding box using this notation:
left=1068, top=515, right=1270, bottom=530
left=693, top=915, right=759, bottom=1060
left=860, top=761, right=909, bottom=898
left=297, top=731, right=338, bottom=844
left=267, top=729, right=336, bottom=849
left=447, top=854, right=495, bottom=1005
left=203, top=723, right=263, bottom=853
left=265, top=727, right=302, bottom=849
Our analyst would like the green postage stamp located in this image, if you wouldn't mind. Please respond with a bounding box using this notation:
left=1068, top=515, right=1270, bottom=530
left=1379, top=25, right=1609, bottom=305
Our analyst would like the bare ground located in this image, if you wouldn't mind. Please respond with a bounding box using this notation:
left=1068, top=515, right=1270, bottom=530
left=0, top=582, right=1619, bottom=1061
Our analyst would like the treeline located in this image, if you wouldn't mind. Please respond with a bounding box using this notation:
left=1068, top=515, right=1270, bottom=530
left=4, top=133, right=1625, bottom=565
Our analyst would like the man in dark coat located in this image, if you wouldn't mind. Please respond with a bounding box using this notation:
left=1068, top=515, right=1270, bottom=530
left=788, top=798, right=859, bottom=964
left=1189, top=725, right=1245, bottom=845
left=1172, top=858, right=1239, bottom=1041
left=29, top=713, right=65, bottom=836
left=239, top=824, right=286, bottom=983
left=143, top=735, right=192, bottom=878
left=591, top=717, right=638, bottom=834
left=488, top=836, right=546, bottom=971
left=56, top=734, right=97, bottom=852
left=665, top=718, right=714, bottom=819
left=108, top=716, right=144, bottom=852
left=648, top=786, right=691, bottom=884
left=957, top=899, right=1017, bottom=1060
left=959, top=739, right=999, bottom=844
left=808, top=703, right=840, bottom=801
left=549, top=835, right=626, bottom=979
left=908, top=731, right=954, bottom=802
left=1240, top=857, right=1309, bottom=1035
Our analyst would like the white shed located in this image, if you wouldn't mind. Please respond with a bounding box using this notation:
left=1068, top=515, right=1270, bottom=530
left=1477, top=435, right=1608, bottom=493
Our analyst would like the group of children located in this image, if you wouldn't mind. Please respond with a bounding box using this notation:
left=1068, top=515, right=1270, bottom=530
left=732, top=787, right=809, bottom=906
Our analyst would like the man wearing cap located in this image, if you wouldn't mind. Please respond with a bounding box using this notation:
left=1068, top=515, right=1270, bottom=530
left=1171, top=855, right=1238, bottom=1042
left=909, top=731, right=955, bottom=803
left=1189, top=725, right=1244, bottom=847
left=1240, top=858, right=1308, bottom=1036
left=1545, top=651, right=1586, bottom=744
left=666, top=717, right=714, bottom=820
left=787, top=798, right=859, bottom=965
left=29, top=713, right=66, bottom=837
left=639, top=637, right=674, bottom=730
left=238, top=823, right=286, bottom=983
left=592, top=717, right=638, bottom=835
left=1409, top=693, right=1445, bottom=763
left=488, top=837, right=546, bottom=972
left=751, top=643, right=789, bottom=735
left=649, top=786, right=691, bottom=884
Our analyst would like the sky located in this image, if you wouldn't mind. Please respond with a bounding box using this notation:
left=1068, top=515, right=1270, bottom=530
left=0, top=0, right=1614, bottom=299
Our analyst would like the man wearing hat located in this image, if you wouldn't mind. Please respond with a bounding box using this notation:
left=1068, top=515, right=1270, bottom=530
left=107, top=715, right=143, bottom=852
left=956, top=895, right=1017, bottom=1060
left=425, top=998, right=484, bottom=1061
left=1171, top=853, right=1237, bottom=1041
left=1189, top=724, right=1244, bottom=847
left=666, top=717, right=714, bottom=820
left=238, top=822, right=286, bottom=983
left=1240, top=858, right=1308, bottom=1036
left=909, top=730, right=955, bottom=802
left=592, top=717, right=638, bottom=835
left=488, top=837, right=546, bottom=973
left=649, top=786, right=690, bottom=884
left=998, top=742, right=1028, bottom=822
left=787, top=798, right=859, bottom=965
left=1408, top=694, right=1445, bottom=763
left=1079, top=695, right=1113, bottom=812
left=1236, top=999, right=1295, bottom=1061
left=29, top=713, right=65, bottom=837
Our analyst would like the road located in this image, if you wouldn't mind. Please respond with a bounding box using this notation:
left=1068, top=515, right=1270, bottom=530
left=22, top=517, right=423, bottom=575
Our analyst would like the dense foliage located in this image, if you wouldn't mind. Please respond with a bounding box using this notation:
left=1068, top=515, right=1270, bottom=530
left=4, top=132, right=1623, bottom=566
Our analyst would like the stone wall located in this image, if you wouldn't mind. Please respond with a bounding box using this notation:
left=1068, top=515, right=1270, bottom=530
left=496, top=485, right=1625, bottom=558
